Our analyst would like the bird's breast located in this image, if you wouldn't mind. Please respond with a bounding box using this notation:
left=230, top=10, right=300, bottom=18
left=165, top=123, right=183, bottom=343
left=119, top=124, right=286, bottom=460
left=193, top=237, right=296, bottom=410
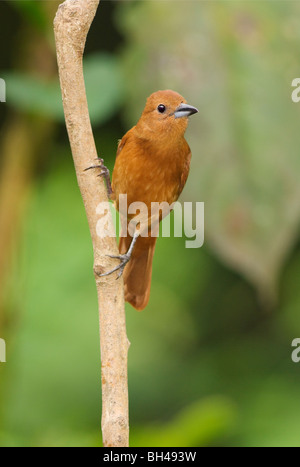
left=112, top=135, right=190, bottom=213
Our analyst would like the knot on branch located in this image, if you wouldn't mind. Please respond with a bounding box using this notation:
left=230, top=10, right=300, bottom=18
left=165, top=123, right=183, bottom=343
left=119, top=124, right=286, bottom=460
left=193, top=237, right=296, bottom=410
left=54, top=0, right=99, bottom=56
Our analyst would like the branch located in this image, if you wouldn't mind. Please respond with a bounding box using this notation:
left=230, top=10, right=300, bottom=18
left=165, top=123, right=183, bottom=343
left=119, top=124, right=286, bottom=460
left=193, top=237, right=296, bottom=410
left=54, top=0, right=129, bottom=447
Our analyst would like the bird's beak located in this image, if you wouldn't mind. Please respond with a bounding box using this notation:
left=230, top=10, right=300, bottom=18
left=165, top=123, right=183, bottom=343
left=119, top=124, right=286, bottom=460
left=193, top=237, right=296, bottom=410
left=174, top=103, right=198, bottom=119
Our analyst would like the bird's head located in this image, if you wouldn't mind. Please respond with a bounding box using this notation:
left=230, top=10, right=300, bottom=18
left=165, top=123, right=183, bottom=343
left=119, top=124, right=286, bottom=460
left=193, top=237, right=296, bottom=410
left=136, top=90, right=198, bottom=142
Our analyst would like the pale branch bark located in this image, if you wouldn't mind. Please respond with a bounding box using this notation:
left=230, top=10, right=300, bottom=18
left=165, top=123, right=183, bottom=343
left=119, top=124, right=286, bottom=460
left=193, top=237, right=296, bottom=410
left=54, top=0, right=129, bottom=447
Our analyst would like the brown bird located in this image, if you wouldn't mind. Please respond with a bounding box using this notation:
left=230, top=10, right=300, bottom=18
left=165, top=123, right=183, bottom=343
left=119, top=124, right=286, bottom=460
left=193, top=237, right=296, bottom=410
left=103, top=90, right=198, bottom=310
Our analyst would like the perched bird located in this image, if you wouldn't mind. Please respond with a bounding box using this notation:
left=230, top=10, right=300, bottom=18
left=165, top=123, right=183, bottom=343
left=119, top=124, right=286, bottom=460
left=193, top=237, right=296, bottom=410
left=104, top=90, right=198, bottom=310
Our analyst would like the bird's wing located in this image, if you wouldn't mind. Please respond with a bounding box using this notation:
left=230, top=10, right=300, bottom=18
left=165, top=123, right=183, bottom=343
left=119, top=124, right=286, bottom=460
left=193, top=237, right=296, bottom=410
left=179, top=148, right=192, bottom=195
left=116, top=127, right=136, bottom=158
left=112, top=127, right=136, bottom=204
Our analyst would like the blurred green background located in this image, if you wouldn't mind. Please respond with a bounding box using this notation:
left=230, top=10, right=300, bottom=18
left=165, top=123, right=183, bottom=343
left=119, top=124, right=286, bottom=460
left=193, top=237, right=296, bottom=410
left=1, top=0, right=300, bottom=447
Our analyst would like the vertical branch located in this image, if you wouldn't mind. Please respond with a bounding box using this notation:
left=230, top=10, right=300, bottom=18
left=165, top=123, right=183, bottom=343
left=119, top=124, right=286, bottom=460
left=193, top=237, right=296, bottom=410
left=54, top=0, right=129, bottom=447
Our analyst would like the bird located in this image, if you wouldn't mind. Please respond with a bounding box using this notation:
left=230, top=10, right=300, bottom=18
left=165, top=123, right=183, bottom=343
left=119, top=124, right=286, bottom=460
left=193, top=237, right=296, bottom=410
left=102, top=90, right=198, bottom=310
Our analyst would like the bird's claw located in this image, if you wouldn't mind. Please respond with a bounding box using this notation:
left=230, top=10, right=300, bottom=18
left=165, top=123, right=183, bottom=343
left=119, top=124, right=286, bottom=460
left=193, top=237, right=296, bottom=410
left=84, top=157, right=113, bottom=197
left=84, top=157, right=106, bottom=173
left=98, top=231, right=139, bottom=279
left=98, top=253, right=131, bottom=279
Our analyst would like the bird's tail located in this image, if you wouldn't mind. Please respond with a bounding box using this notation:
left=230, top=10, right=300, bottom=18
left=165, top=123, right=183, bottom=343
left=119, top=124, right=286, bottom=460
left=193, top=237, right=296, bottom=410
left=119, top=233, right=157, bottom=311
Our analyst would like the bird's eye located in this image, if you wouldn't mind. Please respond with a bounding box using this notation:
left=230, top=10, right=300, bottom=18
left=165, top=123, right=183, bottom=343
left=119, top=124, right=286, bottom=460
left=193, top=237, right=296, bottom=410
left=157, top=104, right=166, bottom=113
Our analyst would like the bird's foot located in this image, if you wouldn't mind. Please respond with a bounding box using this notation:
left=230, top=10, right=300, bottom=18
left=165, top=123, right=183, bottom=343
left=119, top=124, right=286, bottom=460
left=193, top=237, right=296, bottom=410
left=97, top=231, right=139, bottom=279
left=98, top=252, right=131, bottom=279
left=84, top=157, right=113, bottom=197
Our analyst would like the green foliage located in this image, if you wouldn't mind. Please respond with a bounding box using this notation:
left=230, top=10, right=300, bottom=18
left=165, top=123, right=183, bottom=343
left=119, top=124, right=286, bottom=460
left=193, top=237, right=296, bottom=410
left=11, top=0, right=49, bottom=32
left=84, top=54, right=125, bottom=125
left=131, top=397, right=237, bottom=447
left=4, top=53, right=124, bottom=124
left=5, top=73, right=62, bottom=119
